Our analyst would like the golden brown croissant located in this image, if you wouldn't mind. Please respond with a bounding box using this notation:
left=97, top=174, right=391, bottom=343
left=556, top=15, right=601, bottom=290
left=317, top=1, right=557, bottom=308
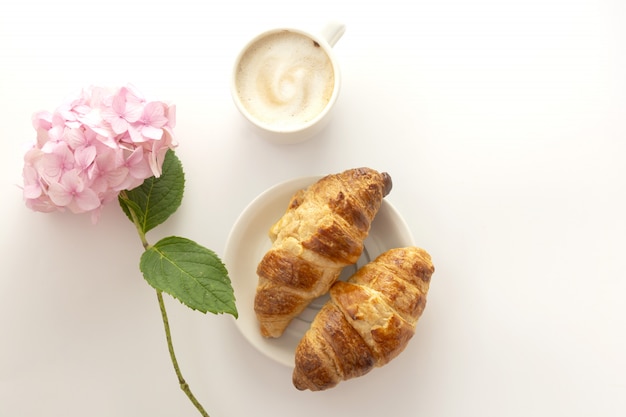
left=254, top=168, right=392, bottom=338
left=292, top=247, right=434, bottom=391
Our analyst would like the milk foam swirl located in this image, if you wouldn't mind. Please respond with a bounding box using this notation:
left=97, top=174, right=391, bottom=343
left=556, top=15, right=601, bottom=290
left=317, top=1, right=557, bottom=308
left=235, top=31, right=335, bottom=128
left=257, top=58, right=311, bottom=107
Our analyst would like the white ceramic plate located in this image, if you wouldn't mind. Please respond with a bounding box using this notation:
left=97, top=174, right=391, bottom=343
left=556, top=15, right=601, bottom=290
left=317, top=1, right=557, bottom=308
left=223, top=176, right=415, bottom=367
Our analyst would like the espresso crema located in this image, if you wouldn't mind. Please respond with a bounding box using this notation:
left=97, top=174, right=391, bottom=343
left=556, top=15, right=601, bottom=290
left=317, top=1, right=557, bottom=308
left=235, top=30, right=335, bottom=128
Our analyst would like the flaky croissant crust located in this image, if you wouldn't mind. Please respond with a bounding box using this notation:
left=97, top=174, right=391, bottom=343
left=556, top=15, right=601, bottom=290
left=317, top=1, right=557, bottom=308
left=292, top=247, right=434, bottom=391
left=254, top=168, right=392, bottom=338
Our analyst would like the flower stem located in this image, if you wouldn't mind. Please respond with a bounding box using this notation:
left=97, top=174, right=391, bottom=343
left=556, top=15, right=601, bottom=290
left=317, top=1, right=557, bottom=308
left=156, top=290, right=210, bottom=417
left=124, top=194, right=209, bottom=415
left=119, top=191, right=150, bottom=249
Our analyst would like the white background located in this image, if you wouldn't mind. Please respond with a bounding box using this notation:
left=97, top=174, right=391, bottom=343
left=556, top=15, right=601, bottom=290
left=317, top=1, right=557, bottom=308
left=1, top=0, right=625, bottom=416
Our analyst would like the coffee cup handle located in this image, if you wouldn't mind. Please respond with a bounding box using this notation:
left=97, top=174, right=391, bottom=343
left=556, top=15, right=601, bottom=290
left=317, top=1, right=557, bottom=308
left=319, top=21, right=346, bottom=47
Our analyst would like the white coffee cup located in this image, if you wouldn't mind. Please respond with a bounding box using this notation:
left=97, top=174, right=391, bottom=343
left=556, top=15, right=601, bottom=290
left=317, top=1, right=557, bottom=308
left=231, top=22, right=346, bottom=144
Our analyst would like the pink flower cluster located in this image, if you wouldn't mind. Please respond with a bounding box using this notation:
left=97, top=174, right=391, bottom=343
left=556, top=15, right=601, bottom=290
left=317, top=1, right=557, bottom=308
left=22, top=85, right=177, bottom=222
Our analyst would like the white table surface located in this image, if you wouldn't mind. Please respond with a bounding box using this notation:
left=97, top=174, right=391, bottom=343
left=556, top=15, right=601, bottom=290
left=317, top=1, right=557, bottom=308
left=1, top=1, right=625, bottom=416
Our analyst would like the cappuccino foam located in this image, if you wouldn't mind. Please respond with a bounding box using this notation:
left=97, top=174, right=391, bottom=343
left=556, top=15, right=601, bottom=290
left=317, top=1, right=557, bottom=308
left=235, top=30, right=335, bottom=128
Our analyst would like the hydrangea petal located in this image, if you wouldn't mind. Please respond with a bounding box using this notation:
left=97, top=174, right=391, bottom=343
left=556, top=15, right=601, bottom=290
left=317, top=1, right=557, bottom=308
left=141, top=125, right=163, bottom=140
left=75, top=187, right=101, bottom=211
left=75, top=146, right=97, bottom=171
left=109, top=116, right=130, bottom=135
left=48, top=181, right=73, bottom=207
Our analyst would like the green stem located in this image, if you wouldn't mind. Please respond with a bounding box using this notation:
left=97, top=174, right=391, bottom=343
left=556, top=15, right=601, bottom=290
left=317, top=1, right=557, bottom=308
left=123, top=199, right=209, bottom=416
left=157, top=290, right=210, bottom=417
left=119, top=191, right=150, bottom=249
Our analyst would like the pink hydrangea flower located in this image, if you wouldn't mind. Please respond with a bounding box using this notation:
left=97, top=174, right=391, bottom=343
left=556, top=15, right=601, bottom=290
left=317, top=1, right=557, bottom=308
left=21, top=85, right=177, bottom=222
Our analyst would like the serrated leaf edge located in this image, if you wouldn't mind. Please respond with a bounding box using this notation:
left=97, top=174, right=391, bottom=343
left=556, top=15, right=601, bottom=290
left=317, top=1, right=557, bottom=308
left=140, top=236, right=238, bottom=317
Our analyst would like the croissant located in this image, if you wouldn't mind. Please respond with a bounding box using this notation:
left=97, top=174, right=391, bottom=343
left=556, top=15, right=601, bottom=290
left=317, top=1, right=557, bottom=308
left=292, top=247, right=434, bottom=391
left=254, top=168, right=392, bottom=338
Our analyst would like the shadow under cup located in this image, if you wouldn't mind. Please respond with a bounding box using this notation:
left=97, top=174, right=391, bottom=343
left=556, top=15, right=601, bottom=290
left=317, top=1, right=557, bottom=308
left=231, top=28, right=342, bottom=144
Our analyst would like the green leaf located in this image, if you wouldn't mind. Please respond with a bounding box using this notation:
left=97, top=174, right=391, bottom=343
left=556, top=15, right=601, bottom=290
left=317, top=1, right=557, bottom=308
left=119, top=149, right=184, bottom=234
left=140, top=236, right=238, bottom=317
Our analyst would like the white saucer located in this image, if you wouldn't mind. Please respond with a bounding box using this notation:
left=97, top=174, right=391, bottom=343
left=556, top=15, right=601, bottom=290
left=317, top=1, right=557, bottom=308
left=223, top=176, right=415, bottom=367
